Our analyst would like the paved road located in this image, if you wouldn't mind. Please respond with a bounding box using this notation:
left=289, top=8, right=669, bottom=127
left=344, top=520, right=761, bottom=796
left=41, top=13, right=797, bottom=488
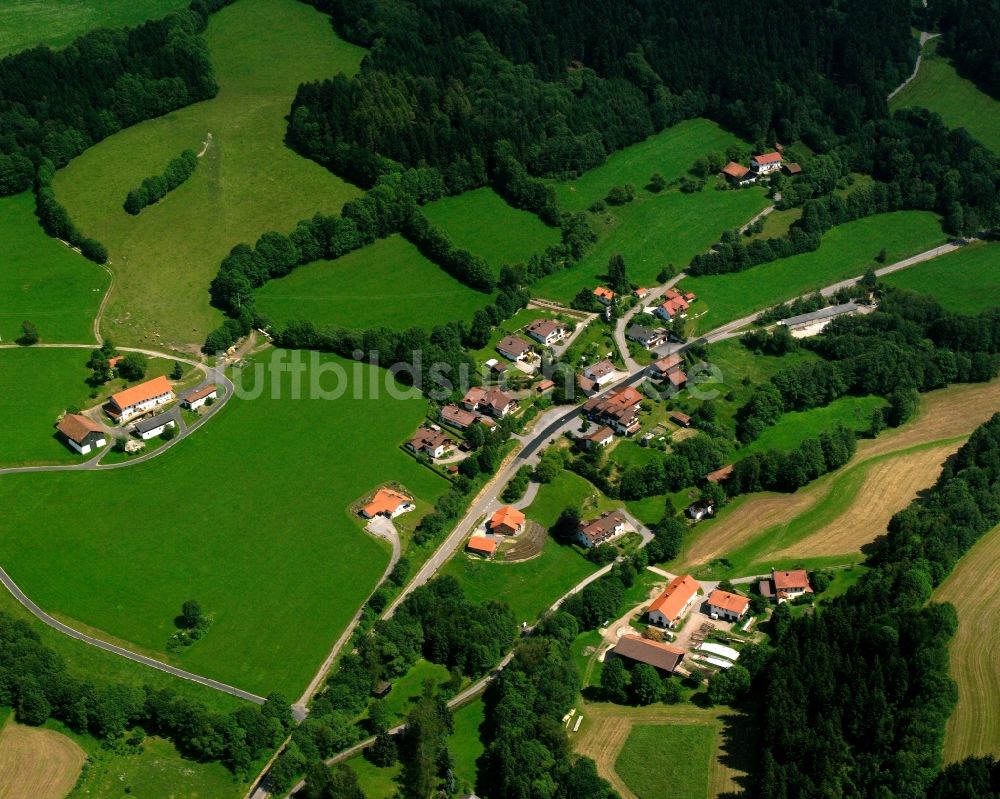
left=887, top=31, right=940, bottom=102
left=0, top=563, right=265, bottom=704
left=613, top=273, right=686, bottom=372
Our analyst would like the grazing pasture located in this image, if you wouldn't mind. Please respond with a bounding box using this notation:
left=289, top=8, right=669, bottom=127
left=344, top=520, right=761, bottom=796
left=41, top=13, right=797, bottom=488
left=0, top=192, right=109, bottom=344
left=0, top=0, right=188, bottom=57
left=0, top=720, right=85, bottom=799
left=53, top=0, right=366, bottom=348
left=422, top=187, right=561, bottom=273
left=890, top=40, right=1000, bottom=155
left=0, top=352, right=448, bottom=697
left=255, top=234, right=492, bottom=331
left=615, top=724, right=715, bottom=799
left=680, top=211, right=948, bottom=331
left=936, top=523, right=1000, bottom=763
left=882, top=241, right=1000, bottom=314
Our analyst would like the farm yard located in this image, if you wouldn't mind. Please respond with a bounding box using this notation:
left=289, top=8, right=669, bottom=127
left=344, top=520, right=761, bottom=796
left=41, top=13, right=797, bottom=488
left=0, top=351, right=448, bottom=697
left=680, top=210, right=948, bottom=331
left=255, top=234, right=493, bottom=331
left=422, top=187, right=561, bottom=273
left=0, top=0, right=188, bottom=56
left=0, top=718, right=85, bottom=799
left=0, top=192, right=109, bottom=344
left=51, top=0, right=366, bottom=348
left=882, top=241, right=1000, bottom=314
left=890, top=40, right=1000, bottom=155
left=935, top=523, right=1000, bottom=763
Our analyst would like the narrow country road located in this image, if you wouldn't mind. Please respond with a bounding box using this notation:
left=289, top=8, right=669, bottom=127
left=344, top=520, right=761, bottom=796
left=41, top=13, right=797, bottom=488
left=887, top=31, right=940, bottom=102
left=0, top=563, right=265, bottom=704
left=613, top=272, right=687, bottom=372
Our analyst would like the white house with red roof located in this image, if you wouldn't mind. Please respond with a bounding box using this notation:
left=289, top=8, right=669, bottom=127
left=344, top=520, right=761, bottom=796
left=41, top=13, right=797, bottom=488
left=751, top=152, right=782, bottom=174
left=706, top=589, right=751, bottom=622
left=106, top=375, right=174, bottom=422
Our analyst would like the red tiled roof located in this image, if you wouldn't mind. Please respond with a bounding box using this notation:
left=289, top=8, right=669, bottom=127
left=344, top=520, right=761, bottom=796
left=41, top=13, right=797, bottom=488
left=363, top=488, right=412, bottom=517
left=670, top=411, right=692, bottom=426
left=654, top=354, right=682, bottom=373
left=110, top=375, right=172, bottom=411
left=466, top=536, right=497, bottom=555
left=491, top=506, right=525, bottom=531
left=785, top=162, right=802, bottom=174
left=707, top=589, right=750, bottom=615
left=57, top=414, right=103, bottom=444
left=498, top=335, right=533, bottom=356
left=773, top=569, right=812, bottom=592
left=594, top=287, right=615, bottom=300
left=753, top=152, right=782, bottom=165
left=587, top=425, right=614, bottom=442
left=185, top=385, right=216, bottom=403
left=527, top=319, right=563, bottom=338
left=441, top=404, right=477, bottom=428
left=668, top=370, right=687, bottom=387
left=535, top=379, right=555, bottom=391
left=722, top=161, right=750, bottom=178
left=649, top=575, right=700, bottom=622
left=613, top=635, right=685, bottom=673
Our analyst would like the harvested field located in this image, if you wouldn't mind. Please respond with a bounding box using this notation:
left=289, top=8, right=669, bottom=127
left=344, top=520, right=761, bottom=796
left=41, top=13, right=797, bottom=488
left=936, top=523, right=1000, bottom=763
left=769, top=441, right=959, bottom=559
left=501, top=521, right=546, bottom=562
left=0, top=721, right=85, bottom=799
left=573, top=702, right=752, bottom=798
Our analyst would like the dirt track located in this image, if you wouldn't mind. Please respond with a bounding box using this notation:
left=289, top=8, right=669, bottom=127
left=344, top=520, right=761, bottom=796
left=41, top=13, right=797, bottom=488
left=0, top=721, right=85, bottom=799
left=680, top=379, right=1000, bottom=570
left=935, top=524, right=1000, bottom=763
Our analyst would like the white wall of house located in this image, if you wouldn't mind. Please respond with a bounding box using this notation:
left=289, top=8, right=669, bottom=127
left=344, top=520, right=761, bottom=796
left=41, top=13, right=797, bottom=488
left=708, top=604, right=744, bottom=622
left=67, top=436, right=106, bottom=455
left=138, top=420, right=175, bottom=440
left=120, top=391, right=173, bottom=421
left=184, top=391, right=216, bottom=410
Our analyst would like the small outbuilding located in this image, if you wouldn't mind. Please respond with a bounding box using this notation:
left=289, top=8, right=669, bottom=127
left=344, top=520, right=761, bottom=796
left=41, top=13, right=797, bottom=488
left=57, top=414, right=106, bottom=455
left=132, top=413, right=176, bottom=441
left=182, top=385, right=217, bottom=410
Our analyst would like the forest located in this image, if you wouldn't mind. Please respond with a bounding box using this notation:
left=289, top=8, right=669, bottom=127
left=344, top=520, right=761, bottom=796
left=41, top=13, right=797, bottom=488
left=929, top=0, right=1000, bottom=98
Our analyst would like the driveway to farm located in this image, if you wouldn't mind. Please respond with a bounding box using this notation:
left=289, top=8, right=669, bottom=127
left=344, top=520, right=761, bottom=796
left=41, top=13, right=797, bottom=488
left=613, top=272, right=687, bottom=372
left=887, top=31, right=941, bottom=102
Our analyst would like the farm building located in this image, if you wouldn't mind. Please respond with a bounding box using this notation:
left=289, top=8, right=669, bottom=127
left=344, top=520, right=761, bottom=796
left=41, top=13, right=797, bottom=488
left=440, top=404, right=477, bottom=429
left=583, top=359, right=616, bottom=386
left=722, top=161, right=756, bottom=186
left=698, top=641, right=740, bottom=662
left=648, top=574, right=700, bottom=628
left=751, top=152, right=782, bottom=173
left=407, top=427, right=453, bottom=459
left=182, top=385, right=217, bottom=410
left=56, top=414, right=106, bottom=455
left=466, top=536, right=498, bottom=559
left=132, top=413, right=176, bottom=441
left=611, top=634, right=686, bottom=674
left=496, top=335, right=534, bottom=361
left=490, top=506, right=525, bottom=536
left=783, top=162, right=802, bottom=175
left=577, top=510, right=627, bottom=548
left=525, top=319, right=568, bottom=346
left=593, top=287, right=616, bottom=305
left=106, top=375, right=174, bottom=422
left=670, top=411, right=692, bottom=427
left=706, top=589, right=750, bottom=622
left=534, top=379, right=555, bottom=395
left=582, top=426, right=614, bottom=449
left=770, top=569, right=813, bottom=600
left=777, top=302, right=866, bottom=338
left=626, top=324, right=668, bottom=350
left=361, top=488, right=414, bottom=519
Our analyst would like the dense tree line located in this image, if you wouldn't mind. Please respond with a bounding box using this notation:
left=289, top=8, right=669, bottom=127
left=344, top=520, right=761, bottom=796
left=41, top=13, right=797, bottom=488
left=124, top=149, right=198, bottom=214
left=34, top=159, right=107, bottom=263
left=755, top=413, right=1000, bottom=797
left=735, top=289, right=1000, bottom=443
left=481, top=611, right=617, bottom=799
left=0, top=611, right=292, bottom=775
left=0, top=0, right=230, bottom=195
left=401, top=211, right=495, bottom=291
left=930, top=0, right=1000, bottom=99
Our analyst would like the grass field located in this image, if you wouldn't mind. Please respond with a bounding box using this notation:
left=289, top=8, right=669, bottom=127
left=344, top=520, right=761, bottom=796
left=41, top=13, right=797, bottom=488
left=0, top=351, right=448, bottom=697
left=0, top=719, right=85, bottom=799
left=450, top=699, right=486, bottom=792
left=533, top=187, right=770, bottom=304
left=554, top=119, right=748, bottom=212
left=680, top=211, right=947, bottom=331
left=256, top=234, right=493, bottom=331
left=0, top=0, right=188, bottom=57
left=615, top=724, right=715, bottom=799
left=422, top=187, right=561, bottom=273
left=890, top=40, right=1000, bottom=154
left=377, top=659, right=452, bottom=726
left=882, top=241, right=1000, bottom=314
left=0, top=192, right=109, bottom=344
left=522, top=469, right=623, bottom=528
left=573, top=701, right=754, bottom=799
left=53, top=0, right=366, bottom=349
left=936, top=523, right=1000, bottom=763
left=678, top=379, right=1000, bottom=578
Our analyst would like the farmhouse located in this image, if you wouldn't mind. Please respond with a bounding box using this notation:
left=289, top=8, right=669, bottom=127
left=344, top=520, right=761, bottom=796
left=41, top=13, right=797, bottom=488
left=407, top=426, right=453, bottom=458
left=497, top=335, right=534, bottom=362
left=751, top=151, right=783, bottom=174
left=466, top=536, right=497, bottom=559
left=440, top=404, right=477, bottom=429
left=582, top=425, right=614, bottom=449
left=525, top=319, right=568, bottom=346
left=655, top=291, right=690, bottom=321
left=722, top=161, right=756, bottom=186
left=583, top=385, right=643, bottom=435
left=612, top=634, right=686, bottom=675
left=577, top=510, right=627, bottom=548
left=593, top=287, right=616, bottom=305
left=462, top=387, right=517, bottom=418
left=584, top=359, right=617, bottom=386
left=777, top=302, right=865, bottom=338
left=132, top=413, right=176, bottom=441
left=706, top=589, right=750, bottom=622
left=181, top=385, right=217, bottom=410
left=649, top=354, right=683, bottom=379
left=361, top=488, right=414, bottom=519
left=106, top=375, right=174, bottom=422
left=490, top=505, right=525, bottom=536
left=56, top=414, right=106, bottom=455
left=771, top=568, right=813, bottom=600
left=626, top=324, right=668, bottom=349
left=648, top=574, right=700, bottom=628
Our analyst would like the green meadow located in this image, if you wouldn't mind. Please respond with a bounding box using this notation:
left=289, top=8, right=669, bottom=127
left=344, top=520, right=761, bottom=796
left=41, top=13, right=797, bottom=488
left=554, top=119, right=748, bottom=211
left=883, top=241, right=1000, bottom=314
left=422, top=187, right=561, bottom=273
left=681, top=210, right=948, bottom=330
left=53, top=0, right=366, bottom=349
left=533, top=187, right=770, bottom=304
left=615, top=723, right=715, bottom=799
left=890, top=40, right=1000, bottom=155
left=256, top=234, right=493, bottom=331
left=0, top=351, right=448, bottom=697
left=0, top=192, right=109, bottom=344
left=0, top=0, right=188, bottom=57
